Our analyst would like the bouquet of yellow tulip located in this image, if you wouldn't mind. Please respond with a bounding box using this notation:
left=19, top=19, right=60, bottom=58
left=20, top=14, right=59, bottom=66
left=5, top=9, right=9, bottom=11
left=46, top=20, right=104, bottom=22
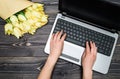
left=4, top=3, right=48, bottom=39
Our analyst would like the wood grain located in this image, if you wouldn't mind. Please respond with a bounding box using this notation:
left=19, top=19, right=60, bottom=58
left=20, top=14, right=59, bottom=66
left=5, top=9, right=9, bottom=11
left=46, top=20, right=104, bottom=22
left=0, top=0, right=120, bottom=79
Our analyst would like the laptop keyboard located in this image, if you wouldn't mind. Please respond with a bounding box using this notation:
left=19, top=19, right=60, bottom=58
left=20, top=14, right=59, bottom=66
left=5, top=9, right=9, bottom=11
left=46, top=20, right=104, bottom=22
left=53, top=18, right=115, bottom=56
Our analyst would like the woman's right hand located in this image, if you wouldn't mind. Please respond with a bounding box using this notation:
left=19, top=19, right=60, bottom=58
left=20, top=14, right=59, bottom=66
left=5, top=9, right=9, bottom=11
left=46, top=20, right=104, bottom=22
left=82, top=41, right=97, bottom=79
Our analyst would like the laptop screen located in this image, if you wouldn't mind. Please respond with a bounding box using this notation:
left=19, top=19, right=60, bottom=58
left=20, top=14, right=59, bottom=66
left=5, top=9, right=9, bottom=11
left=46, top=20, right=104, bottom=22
left=59, top=0, right=120, bottom=31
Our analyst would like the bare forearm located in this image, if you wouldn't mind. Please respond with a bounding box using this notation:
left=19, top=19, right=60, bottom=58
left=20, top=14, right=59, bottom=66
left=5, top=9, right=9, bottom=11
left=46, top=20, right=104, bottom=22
left=83, top=69, right=93, bottom=79
left=37, top=30, right=66, bottom=79
left=82, top=41, right=97, bottom=79
left=37, top=55, right=58, bottom=79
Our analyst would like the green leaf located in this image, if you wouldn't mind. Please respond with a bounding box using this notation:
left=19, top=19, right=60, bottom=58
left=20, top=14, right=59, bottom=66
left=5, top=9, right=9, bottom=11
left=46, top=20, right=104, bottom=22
left=6, top=18, right=11, bottom=23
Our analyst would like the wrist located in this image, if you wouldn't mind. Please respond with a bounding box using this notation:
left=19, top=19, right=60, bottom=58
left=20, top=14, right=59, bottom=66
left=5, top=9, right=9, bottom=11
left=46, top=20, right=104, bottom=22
left=83, top=68, right=92, bottom=72
left=83, top=69, right=93, bottom=79
left=49, top=52, right=60, bottom=60
left=47, top=54, right=58, bottom=65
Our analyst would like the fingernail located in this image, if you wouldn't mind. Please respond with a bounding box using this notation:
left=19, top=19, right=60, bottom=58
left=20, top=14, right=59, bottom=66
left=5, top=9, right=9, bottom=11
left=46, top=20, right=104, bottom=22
left=90, top=41, right=91, bottom=43
left=64, top=33, right=66, bottom=36
left=91, top=41, right=93, bottom=43
left=86, top=41, right=88, bottom=43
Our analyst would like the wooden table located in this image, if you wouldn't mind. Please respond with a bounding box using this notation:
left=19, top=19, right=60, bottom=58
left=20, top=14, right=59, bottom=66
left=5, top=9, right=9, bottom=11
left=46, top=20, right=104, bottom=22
left=0, top=0, right=120, bottom=79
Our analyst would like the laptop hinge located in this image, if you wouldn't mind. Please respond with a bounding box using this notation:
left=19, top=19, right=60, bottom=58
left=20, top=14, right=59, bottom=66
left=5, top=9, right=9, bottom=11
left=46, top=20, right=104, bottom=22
left=61, top=12, right=67, bottom=15
left=111, top=29, right=119, bottom=34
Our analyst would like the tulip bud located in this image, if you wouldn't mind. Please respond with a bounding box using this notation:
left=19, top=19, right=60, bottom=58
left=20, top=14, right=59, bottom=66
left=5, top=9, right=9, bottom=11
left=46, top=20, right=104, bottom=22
left=12, top=22, right=20, bottom=28
left=4, top=23, right=13, bottom=35
left=41, top=15, right=48, bottom=23
left=25, top=11, right=32, bottom=19
left=10, top=15, right=18, bottom=23
left=28, top=27, right=36, bottom=35
left=36, top=3, right=44, bottom=10
left=27, top=19, right=35, bottom=26
left=35, top=22, right=41, bottom=28
left=22, top=21, right=31, bottom=32
left=32, top=3, right=38, bottom=9
left=13, top=27, right=22, bottom=39
left=18, top=14, right=27, bottom=22
left=32, top=11, right=41, bottom=18
left=27, top=7, right=33, bottom=11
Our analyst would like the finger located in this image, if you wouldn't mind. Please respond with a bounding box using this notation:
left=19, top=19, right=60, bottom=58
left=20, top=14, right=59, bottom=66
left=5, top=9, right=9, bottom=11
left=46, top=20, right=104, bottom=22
left=54, top=31, right=60, bottom=40
left=50, top=34, right=55, bottom=48
left=83, top=47, right=87, bottom=56
left=61, top=33, right=67, bottom=41
left=82, top=51, right=85, bottom=59
left=93, top=42, right=96, bottom=49
left=86, top=41, right=90, bottom=53
left=90, top=41, right=94, bottom=52
left=50, top=34, right=55, bottom=45
left=95, top=47, right=98, bottom=55
left=57, top=30, right=63, bottom=40
left=51, top=33, right=55, bottom=40
left=93, top=42, right=97, bottom=55
left=90, top=41, right=93, bottom=48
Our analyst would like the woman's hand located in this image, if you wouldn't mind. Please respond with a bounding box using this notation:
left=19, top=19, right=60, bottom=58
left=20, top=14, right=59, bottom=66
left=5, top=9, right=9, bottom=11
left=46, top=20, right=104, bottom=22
left=37, top=30, right=66, bottom=79
left=82, top=41, right=97, bottom=79
left=49, top=30, right=66, bottom=60
left=82, top=41, right=97, bottom=71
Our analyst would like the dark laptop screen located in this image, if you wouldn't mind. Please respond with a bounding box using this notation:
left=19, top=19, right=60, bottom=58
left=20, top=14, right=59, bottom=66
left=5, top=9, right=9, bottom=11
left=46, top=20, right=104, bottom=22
left=59, top=0, right=120, bottom=31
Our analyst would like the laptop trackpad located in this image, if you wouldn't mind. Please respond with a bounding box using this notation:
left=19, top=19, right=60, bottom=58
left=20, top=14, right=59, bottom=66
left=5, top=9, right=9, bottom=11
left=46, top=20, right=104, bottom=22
left=61, top=41, right=85, bottom=63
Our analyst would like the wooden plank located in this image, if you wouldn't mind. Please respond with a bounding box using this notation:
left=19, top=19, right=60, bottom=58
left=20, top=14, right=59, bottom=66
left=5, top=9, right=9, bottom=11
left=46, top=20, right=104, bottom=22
left=0, top=57, right=46, bottom=63
left=0, top=74, right=38, bottom=79
left=0, top=0, right=120, bottom=79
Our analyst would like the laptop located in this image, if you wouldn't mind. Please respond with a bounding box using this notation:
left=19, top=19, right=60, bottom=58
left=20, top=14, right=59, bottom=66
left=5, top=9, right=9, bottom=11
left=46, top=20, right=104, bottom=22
left=44, top=0, right=120, bottom=74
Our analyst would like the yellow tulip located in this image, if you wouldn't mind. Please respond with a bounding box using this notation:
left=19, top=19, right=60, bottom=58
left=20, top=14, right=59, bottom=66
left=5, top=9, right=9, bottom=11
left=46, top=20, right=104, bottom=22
left=4, top=23, right=13, bottom=35
left=18, top=23, right=24, bottom=31
left=38, top=7, right=44, bottom=11
left=41, top=15, right=48, bottom=23
left=32, top=3, right=38, bottom=9
left=25, top=11, right=32, bottom=19
left=12, top=22, right=20, bottom=28
left=27, top=7, right=33, bottom=11
left=28, top=27, right=36, bottom=35
left=27, top=19, right=35, bottom=26
left=35, top=22, right=41, bottom=28
left=18, top=14, right=27, bottom=22
left=13, top=27, right=22, bottom=39
left=10, top=15, right=18, bottom=23
left=32, top=18, right=41, bottom=23
left=36, top=3, right=44, bottom=9
left=31, top=11, right=41, bottom=18
left=22, top=21, right=31, bottom=32
left=36, top=3, right=43, bottom=7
